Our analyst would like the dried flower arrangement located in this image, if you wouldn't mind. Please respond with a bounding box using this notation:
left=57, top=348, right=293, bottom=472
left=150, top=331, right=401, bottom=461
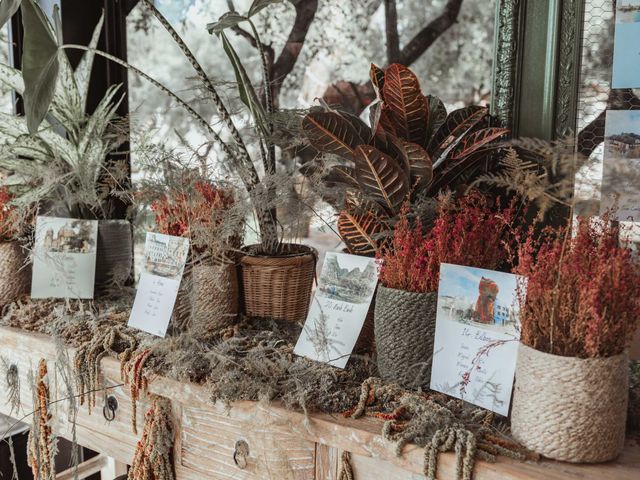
left=378, top=191, right=517, bottom=293
left=510, top=214, right=640, bottom=462
left=27, top=359, right=54, bottom=480
left=302, top=63, right=508, bottom=255
left=514, top=215, right=640, bottom=358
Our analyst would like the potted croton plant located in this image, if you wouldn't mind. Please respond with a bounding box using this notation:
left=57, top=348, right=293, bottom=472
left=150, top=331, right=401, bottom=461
left=0, top=187, right=31, bottom=306
left=511, top=215, right=640, bottom=463
left=376, top=192, right=516, bottom=389
left=150, top=176, right=242, bottom=337
left=0, top=13, right=132, bottom=292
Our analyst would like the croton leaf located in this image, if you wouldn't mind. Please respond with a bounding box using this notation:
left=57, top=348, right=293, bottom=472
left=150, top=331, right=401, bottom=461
left=425, top=95, right=447, bottom=141
left=338, top=111, right=372, bottom=144
left=302, top=111, right=366, bottom=160
left=382, top=63, right=429, bottom=146
left=428, top=105, right=488, bottom=158
left=400, top=140, right=433, bottom=190
left=370, top=63, right=385, bottom=101
left=354, top=145, right=409, bottom=214
left=449, top=127, right=509, bottom=161
left=325, top=165, right=359, bottom=188
left=21, top=0, right=59, bottom=134
left=338, top=207, right=388, bottom=256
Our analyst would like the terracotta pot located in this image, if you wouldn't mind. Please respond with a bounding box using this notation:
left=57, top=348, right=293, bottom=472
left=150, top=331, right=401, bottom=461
left=239, top=244, right=316, bottom=322
left=0, top=241, right=30, bottom=305
left=511, top=344, right=628, bottom=462
left=374, top=286, right=437, bottom=389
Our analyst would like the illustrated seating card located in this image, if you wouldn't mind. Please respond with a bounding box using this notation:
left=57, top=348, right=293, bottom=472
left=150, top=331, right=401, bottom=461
left=601, top=110, right=640, bottom=221
left=128, top=232, right=189, bottom=337
left=430, top=264, right=523, bottom=416
left=31, top=217, right=98, bottom=299
left=294, top=252, right=378, bottom=368
left=612, top=1, right=640, bottom=89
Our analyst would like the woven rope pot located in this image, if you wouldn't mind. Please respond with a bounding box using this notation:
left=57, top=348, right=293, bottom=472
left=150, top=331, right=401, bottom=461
left=0, top=241, right=30, bottom=306
left=239, top=244, right=316, bottom=322
left=95, top=220, right=133, bottom=289
left=190, top=263, right=239, bottom=336
left=374, top=286, right=437, bottom=389
left=511, top=344, right=628, bottom=463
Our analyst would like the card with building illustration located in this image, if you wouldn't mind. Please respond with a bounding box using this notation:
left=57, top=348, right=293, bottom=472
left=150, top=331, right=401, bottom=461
left=294, top=252, right=378, bottom=368
left=612, top=1, right=640, bottom=88
left=601, top=110, right=640, bottom=221
left=31, top=216, right=99, bottom=299
left=128, top=232, right=190, bottom=337
left=430, top=264, right=523, bottom=416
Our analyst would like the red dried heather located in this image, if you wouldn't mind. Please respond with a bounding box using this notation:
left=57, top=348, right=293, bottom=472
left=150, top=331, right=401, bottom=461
left=515, top=215, right=640, bottom=358
left=151, top=181, right=235, bottom=247
left=378, top=191, right=517, bottom=293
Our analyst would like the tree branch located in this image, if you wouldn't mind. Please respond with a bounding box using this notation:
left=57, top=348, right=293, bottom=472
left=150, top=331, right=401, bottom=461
left=384, top=0, right=400, bottom=64
left=399, top=0, right=464, bottom=66
left=271, top=0, right=319, bottom=102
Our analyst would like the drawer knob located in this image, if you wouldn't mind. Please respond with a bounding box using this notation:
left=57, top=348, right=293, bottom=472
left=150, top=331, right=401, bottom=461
left=233, top=440, right=250, bottom=469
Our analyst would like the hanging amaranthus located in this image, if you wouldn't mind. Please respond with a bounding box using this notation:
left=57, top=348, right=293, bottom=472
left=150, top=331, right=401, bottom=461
left=123, top=348, right=153, bottom=434
left=129, top=395, right=175, bottom=480
left=28, top=359, right=54, bottom=480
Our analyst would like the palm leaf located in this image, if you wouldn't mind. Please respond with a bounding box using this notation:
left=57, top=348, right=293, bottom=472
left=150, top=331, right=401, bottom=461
left=449, top=127, right=509, bottom=160
left=338, top=207, right=388, bottom=255
left=428, top=105, right=488, bottom=157
left=354, top=145, right=409, bottom=214
left=382, top=64, right=429, bottom=146
left=302, top=111, right=366, bottom=160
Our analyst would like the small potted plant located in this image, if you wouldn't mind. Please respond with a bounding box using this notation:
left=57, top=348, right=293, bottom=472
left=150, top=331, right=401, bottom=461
left=375, top=191, right=516, bottom=388
left=0, top=187, right=31, bottom=305
left=151, top=177, right=242, bottom=337
left=511, top=215, right=640, bottom=462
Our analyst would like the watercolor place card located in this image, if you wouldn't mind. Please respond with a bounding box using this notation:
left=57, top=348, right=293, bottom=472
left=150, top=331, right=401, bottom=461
left=294, top=252, right=378, bottom=368
left=128, top=232, right=190, bottom=337
left=612, top=1, right=640, bottom=89
left=31, top=217, right=99, bottom=299
left=430, top=263, right=523, bottom=416
left=600, top=110, right=640, bottom=221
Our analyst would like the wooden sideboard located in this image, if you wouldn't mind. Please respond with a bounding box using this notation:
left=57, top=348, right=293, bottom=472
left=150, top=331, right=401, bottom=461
left=0, top=326, right=638, bottom=480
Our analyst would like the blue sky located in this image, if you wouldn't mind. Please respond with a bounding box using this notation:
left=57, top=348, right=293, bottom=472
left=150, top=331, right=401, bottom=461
left=612, top=23, right=640, bottom=88
left=437, top=264, right=520, bottom=307
left=605, top=110, right=640, bottom=136
left=156, top=0, right=195, bottom=23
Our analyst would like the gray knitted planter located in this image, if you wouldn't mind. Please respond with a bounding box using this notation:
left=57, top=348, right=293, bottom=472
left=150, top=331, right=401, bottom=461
left=374, top=286, right=437, bottom=389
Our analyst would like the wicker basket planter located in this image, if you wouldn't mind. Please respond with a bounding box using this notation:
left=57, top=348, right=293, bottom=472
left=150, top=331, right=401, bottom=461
left=95, top=220, right=133, bottom=290
left=511, top=344, right=628, bottom=463
left=239, top=244, right=316, bottom=322
left=374, top=286, right=437, bottom=389
left=0, top=241, right=30, bottom=306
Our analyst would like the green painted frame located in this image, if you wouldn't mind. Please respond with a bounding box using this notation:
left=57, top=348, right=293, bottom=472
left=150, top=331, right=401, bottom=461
left=491, top=0, right=586, bottom=140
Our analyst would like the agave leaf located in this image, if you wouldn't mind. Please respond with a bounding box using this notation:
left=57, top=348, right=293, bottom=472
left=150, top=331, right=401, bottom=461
left=219, top=31, right=268, bottom=136
left=21, top=0, right=59, bottom=134
left=207, top=11, right=247, bottom=34
left=449, top=127, right=509, bottom=161
left=0, top=0, right=20, bottom=29
left=338, top=206, right=388, bottom=255
left=248, top=0, right=283, bottom=17
left=75, top=13, right=104, bottom=111
left=0, top=63, right=25, bottom=95
left=400, top=140, right=433, bottom=190
left=370, top=63, right=385, bottom=101
left=382, top=63, right=429, bottom=146
left=354, top=145, right=409, bottom=214
left=302, top=111, right=366, bottom=160
left=428, top=105, right=487, bottom=157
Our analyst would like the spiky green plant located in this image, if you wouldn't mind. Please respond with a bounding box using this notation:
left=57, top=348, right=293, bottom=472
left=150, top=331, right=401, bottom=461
left=0, top=14, right=125, bottom=220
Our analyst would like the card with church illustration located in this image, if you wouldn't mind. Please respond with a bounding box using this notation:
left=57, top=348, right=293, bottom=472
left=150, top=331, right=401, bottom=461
left=294, top=252, right=378, bottom=368
left=31, top=216, right=99, bottom=299
left=601, top=110, right=640, bottom=221
left=128, top=232, right=190, bottom=337
left=430, top=263, right=523, bottom=416
left=612, top=1, right=640, bottom=88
